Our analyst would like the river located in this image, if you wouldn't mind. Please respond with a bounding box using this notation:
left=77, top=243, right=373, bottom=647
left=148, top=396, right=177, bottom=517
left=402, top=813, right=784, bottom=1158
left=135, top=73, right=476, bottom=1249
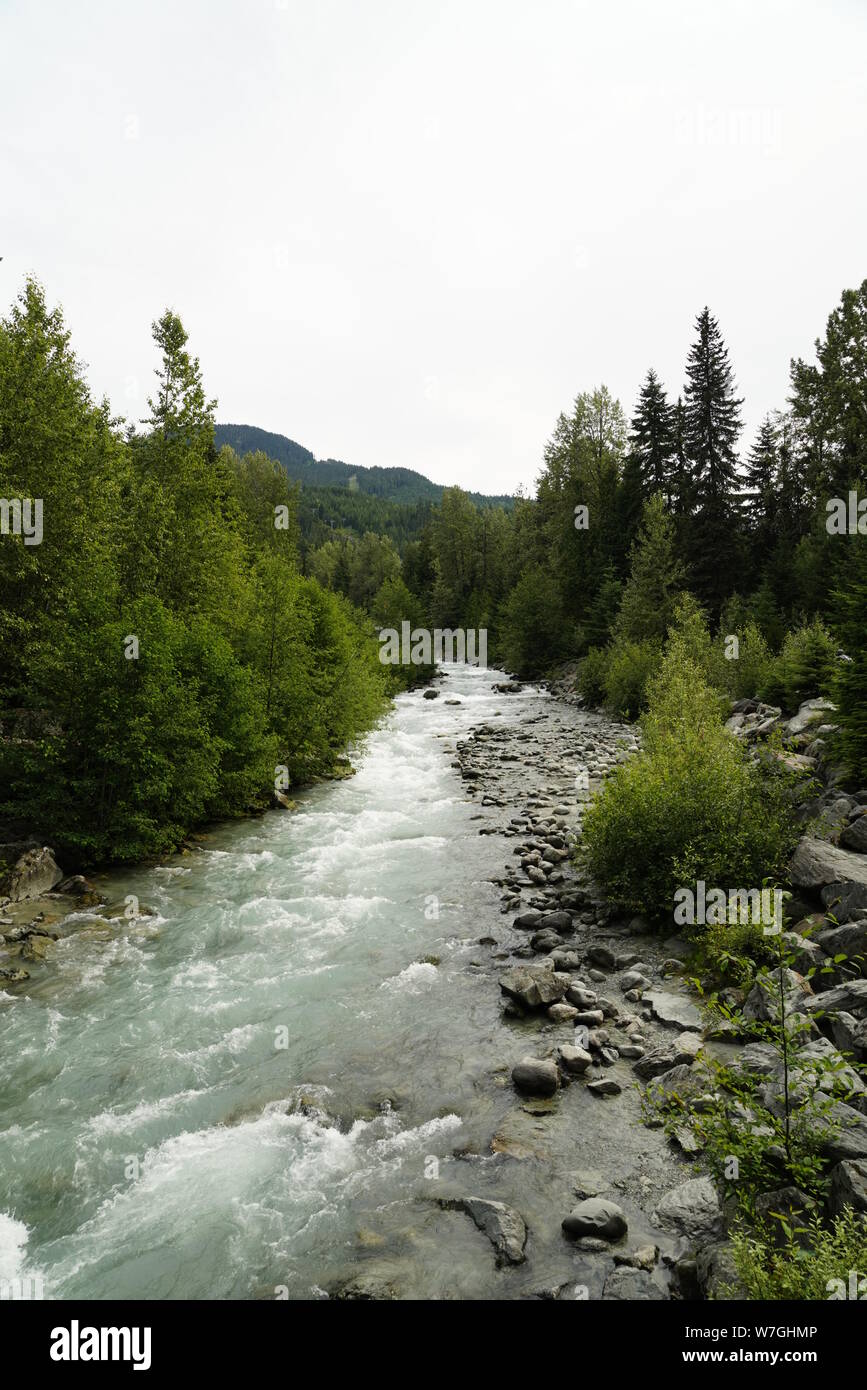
left=0, top=665, right=683, bottom=1300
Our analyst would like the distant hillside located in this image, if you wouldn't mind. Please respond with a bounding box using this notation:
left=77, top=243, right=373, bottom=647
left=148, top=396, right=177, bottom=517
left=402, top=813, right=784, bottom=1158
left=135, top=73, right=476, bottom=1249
left=214, top=423, right=513, bottom=508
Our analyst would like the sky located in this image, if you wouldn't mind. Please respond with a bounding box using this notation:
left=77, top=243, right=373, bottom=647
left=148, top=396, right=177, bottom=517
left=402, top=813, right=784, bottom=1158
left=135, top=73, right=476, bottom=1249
left=2, top=0, right=865, bottom=496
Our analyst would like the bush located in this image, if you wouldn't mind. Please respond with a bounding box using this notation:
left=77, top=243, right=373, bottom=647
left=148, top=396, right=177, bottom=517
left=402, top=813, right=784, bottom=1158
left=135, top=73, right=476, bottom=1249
left=720, top=621, right=773, bottom=700
left=582, top=609, right=799, bottom=922
left=603, top=639, right=659, bottom=719
left=727, top=1209, right=867, bottom=1300
left=760, top=619, right=837, bottom=710
left=576, top=646, right=610, bottom=705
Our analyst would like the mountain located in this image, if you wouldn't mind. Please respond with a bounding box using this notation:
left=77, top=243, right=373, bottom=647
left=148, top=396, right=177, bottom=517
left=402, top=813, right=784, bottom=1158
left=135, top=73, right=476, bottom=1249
left=214, top=423, right=514, bottom=508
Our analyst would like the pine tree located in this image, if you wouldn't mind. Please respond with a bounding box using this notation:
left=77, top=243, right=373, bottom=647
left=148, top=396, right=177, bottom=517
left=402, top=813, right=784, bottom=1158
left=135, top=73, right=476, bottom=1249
left=629, top=368, right=675, bottom=502
left=683, top=307, right=744, bottom=612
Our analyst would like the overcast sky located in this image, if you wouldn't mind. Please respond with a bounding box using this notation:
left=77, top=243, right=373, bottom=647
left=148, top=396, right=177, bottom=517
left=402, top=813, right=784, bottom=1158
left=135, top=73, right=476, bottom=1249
left=2, top=0, right=865, bottom=495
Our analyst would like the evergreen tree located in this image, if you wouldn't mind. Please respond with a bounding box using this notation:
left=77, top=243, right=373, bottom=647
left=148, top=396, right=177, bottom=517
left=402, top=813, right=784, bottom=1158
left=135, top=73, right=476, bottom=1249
left=743, top=415, right=779, bottom=542
left=629, top=369, right=675, bottom=502
left=614, top=493, right=685, bottom=643
left=683, top=307, right=744, bottom=612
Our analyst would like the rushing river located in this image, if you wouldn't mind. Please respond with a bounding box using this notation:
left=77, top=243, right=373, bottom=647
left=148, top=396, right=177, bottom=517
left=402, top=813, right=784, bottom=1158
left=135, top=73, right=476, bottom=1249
left=3, top=666, right=600, bottom=1300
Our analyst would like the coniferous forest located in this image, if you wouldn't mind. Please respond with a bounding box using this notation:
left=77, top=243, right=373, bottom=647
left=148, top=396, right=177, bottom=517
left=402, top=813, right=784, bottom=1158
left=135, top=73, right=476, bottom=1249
left=4, top=276, right=864, bottom=865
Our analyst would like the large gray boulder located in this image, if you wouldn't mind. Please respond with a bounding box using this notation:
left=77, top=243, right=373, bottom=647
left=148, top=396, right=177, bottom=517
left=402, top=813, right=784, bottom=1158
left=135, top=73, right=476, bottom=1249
left=787, top=698, right=836, bottom=736
left=652, top=1177, right=722, bottom=1242
left=828, top=1159, right=867, bottom=1217
left=798, top=978, right=867, bottom=1021
left=644, top=990, right=703, bottom=1032
left=0, top=845, right=63, bottom=903
left=440, top=1196, right=527, bottom=1265
left=499, top=961, right=571, bottom=1009
left=840, top=816, right=867, bottom=854
left=790, top=837, right=867, bottom=922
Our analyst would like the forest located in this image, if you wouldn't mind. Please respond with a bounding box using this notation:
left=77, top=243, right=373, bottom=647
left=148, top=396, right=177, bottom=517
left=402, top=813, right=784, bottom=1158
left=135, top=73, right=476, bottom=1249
left=2, top=275, right=866, bottom=867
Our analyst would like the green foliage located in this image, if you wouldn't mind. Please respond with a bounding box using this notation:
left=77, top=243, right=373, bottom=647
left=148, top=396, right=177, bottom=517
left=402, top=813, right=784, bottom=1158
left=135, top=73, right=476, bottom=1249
left=577, top=646, right=611, bottom=705
left=602, top=639, right=659, bottom=719
left=500, top=567, right=573, bottom=677
left=833, top=536, right=867, bottom=781
left=582, top=607, right=799, bottom=921
left=760, top=618, right=837, bottom=709
left=0, top=280, right=387, bottom=863
left=614, top=493, right=684, bottom=643
left=727, top=1209, right=867, bottom=1301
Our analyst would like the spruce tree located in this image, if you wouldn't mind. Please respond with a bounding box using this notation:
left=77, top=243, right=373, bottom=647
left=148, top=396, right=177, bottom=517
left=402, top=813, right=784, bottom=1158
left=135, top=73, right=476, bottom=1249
left=743, top=415, right=779, bottom=542
left=614, top=493, right=685, bottom=643
left=629, top=368, right=675, bottom=502
left=683, top=307, right=744, bottom=612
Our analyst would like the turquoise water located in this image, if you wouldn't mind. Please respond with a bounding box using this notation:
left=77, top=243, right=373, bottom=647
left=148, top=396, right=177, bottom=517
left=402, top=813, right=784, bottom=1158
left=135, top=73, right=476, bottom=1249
left=1, top=667, right=565, bottom=1300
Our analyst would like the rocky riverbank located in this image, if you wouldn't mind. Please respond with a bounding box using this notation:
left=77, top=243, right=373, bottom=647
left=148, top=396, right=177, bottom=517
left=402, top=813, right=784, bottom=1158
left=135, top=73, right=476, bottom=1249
left=428, top=673, right=867, bottom=1300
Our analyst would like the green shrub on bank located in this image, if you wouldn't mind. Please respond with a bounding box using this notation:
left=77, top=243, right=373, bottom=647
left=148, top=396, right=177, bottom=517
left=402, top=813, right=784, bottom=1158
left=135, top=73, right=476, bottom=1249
left=759, top=618, right=837, bottom=710
left=582, top=607, right=799, bottom=922
left=602, top=639, right=660, bottom=719
left=576, top=646, right=610, bottom=705
left=726, top=1209, right=867, bottom=1301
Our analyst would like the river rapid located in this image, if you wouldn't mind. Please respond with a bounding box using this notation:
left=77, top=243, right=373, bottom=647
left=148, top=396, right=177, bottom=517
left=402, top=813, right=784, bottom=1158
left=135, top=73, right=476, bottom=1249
left=0, top=665, right=683, bottom=1301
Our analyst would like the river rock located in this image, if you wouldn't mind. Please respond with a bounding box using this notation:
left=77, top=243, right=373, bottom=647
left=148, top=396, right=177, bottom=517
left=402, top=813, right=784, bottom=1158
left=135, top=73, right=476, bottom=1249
left=558, top=1044, right=592, bottom=1074
left=0, top=845, right=63, bottom=903
left=440, top=1196, right=527, bottom=1265
left=547, top=1002, right=579, bottom=1022
left=511, top=1057, right=559, bottom=1096
left=652, top=1177, right=722, bottom=1241
left=798, top=977, right=867, bottom=1021
left=840, top=816, right=867, bottom=854
left=644, top=990, right=703, bottom=1032
left=602, top=1267, right=666, bottom=1300
left=499, top=961, right=570, bottom=1009
left=562, top=1198, right=627, bottom=1241
left=587, top=1078, right=621, bottom=1097
left=587, top=945, right=617, bottom=969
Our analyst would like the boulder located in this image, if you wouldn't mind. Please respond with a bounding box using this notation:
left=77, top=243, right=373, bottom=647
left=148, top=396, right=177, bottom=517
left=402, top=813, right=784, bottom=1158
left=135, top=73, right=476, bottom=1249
left=644, top=990, right=703, bottom=1032
left=818, top=1102, right=867, bottom=1163
left=787, top=698, right=836, bottom=736
left=652, top=1177, right=722, bottom=1242
left=798, top=978, right=867, bottom=1021
left=602, top=1267, right=666, bottom=1300
left=440, top=1196, right=527, bottom=1265
left=840, top=816, right=867, bottom=854
left=499, top=961, right=570, bottom=1010
left=562, top=1198, right=627, bottom=1241
left=511, top=1057, right=559, bottom=1096
left=828, top=1158, right=867, bottom=1217
left=558, top=1044, right=592, bottom=1074
left=789, top=837, right=867, bottom=922
left=0, top=845, right=63, bottom=903
left=696, top=1241, right=746, bottom=1299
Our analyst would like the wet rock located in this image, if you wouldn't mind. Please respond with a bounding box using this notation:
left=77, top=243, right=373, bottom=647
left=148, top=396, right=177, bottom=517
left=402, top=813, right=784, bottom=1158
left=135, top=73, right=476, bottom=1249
left=499, top=961, right=570, bottom=1009
left=562, top=1198, right=627, bottom=1241
left=572, top=1169, right=608, bottom=1198
left=511, top=1057, right=559, bottom=1096
left=603, top=1267, right=666, bottom=1300
left=558, top=1044, right=592, bottom=1074
left=547, top=1002, right=579, bottom=1022
left=614, top=1243, right=658, bottom=1271
left=587, top=1078, right=621, bottom=1097
left=439, top=1196, right=527, bottom=1266
left=0, top=966, right=29, bottom=984
left=644, top=990, right=703, bottom=1032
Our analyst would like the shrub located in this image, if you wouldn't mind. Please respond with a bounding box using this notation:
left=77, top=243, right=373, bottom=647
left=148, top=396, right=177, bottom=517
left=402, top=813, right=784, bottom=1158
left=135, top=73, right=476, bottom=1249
left=576, top=646, right=610, bottom=705
left=603, top=639, right=660, bottom=719
left=720, top=621, right=773, bottom=700
left=582, top=609, right=799, bottom=922
left=760, top=618, right=837, bottom=710
left=726, top=1209, right=867, bottom=1300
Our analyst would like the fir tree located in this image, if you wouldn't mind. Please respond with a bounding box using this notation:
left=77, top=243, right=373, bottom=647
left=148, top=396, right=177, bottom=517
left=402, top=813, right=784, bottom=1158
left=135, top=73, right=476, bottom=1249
left=629, top=368, right=675, bottom=503
left=683, top=307, right=744, bottom=611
